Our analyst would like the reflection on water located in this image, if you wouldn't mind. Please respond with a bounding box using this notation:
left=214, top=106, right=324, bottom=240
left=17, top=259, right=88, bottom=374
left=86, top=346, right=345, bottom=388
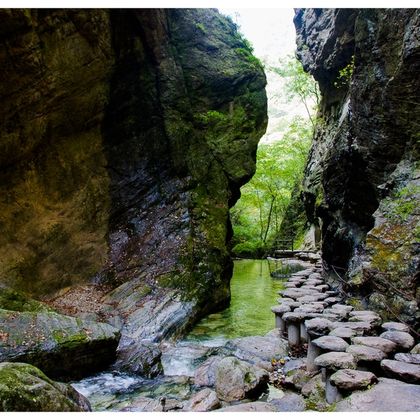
left=185, top=259, right=286, bottom=344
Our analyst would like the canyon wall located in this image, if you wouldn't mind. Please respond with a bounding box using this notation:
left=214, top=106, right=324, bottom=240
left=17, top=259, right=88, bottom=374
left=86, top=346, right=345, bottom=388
left=0, top=9, right=267, bottom=337
left=294, top=8, right=419, bottom=328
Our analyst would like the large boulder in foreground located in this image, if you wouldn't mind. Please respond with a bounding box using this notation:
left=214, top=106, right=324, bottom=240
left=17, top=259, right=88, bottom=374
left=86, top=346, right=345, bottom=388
left=0, top=308, right=120, bottom=380
left=0, top=362, right=90, bottom=411
left=335, top=377, right=420, bottom=411
left=214, top=356, right=269, bottom=402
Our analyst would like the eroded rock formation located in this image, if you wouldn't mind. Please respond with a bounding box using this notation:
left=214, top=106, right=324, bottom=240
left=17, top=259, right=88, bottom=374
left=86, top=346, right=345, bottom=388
left=294, top=9, right=419, bottom=328
left=0, top=9, right=267, bottom=343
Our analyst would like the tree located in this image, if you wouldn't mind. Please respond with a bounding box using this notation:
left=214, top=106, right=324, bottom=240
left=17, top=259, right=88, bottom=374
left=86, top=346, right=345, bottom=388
left=271, top=55, right=320, bottom=127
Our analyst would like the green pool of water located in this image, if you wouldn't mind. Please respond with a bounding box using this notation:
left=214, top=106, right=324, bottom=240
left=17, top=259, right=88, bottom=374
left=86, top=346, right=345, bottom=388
left=185, top=259, right=287, bottom=343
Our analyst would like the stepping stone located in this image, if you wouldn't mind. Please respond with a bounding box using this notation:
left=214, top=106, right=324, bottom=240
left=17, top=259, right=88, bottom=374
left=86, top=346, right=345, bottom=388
left=329, top=327, right=357, bottom=340
left=350, top=310, right=380, bottom=317
left=351, top=336, right=397, bottom=354
left=333, top=321, right=374, bottom=334
left=330, top=369, right=377, bottom=391
left=277, top=299, right=300, bottom=309
left=305, top=318, right=334, bottom=337
left=271, top=305, right=291, bottom=315
left=325, top=297, right=341, bottom=305
left=382, top=322, right=410, bottom=333
left=326, top=290, right=339, bottom=296
left=380, top=331, right=415, bottom=351
left=315, top=284, right=329, bottom=292
left=324, top=308, right=350, bottom=319
left=394, top=353, right=420, bottom=365
left=332, top=304, right=353, bottom=313
left=349, top=314, right=382, bottom=327
left=312, top=336, right=349, bottom=352
left=314, top=352, right=357, bottom=370
left=297, top=294, right=328, bottom=303
left=313, top=351, right=357, bottom=403
left=346, top=345, right=387, bottom=362
left=381, top=359, right=420, bottom=383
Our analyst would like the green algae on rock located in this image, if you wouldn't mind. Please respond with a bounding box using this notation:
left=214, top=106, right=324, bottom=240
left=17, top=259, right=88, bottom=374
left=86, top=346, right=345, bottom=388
left=0, top=362, right=91, bottom=411
left=0, top=308, right=120, bottom=380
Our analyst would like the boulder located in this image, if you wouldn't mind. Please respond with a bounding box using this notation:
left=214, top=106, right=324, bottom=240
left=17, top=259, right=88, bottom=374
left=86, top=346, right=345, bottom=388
left=184, top=388, right=220, bottom=412
left=380, top=359, right=420, bottom=383
left=225, top=335, right=288, bottom=370
left=0, top=308, right=120, bottom=380
left=194, top=356, right=223, bottom=387
left=335, top=377, right=420, bottom=411
left=351, top=336, right=397, bottom=354
left=380, top=331, right=415, bottom=351
left=0, top=362, right=90, bottom=411
left=268, top=390, right=305, bottom=411
left=214, top=357, right=269, bottom=402
left=114, top=339, right=162, bottom=378
left=330, top=369, right=377, bottom=391
left=382, top=322, right=410, bottom=333
left=215, top=402, right=277, bottom=411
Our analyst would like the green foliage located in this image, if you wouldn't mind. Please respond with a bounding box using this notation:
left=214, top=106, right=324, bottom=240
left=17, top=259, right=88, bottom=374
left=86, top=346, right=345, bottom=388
left=195, top=110, right=228, bottom=125
left=334, top=55, right=355, bottom=88
left=385, top=184, right=420, bottom=222
left=271, top=55, right=319, bottom=126
left=195, top=23, right=206, bottom=33
left=231, top=117, right=312, bottom=256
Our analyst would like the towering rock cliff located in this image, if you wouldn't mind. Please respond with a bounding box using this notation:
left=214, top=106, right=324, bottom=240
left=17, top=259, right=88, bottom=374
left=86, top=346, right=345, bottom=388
left=294, top=9, right=419, bottom=329
left=0, top=9, right=267, bottom=339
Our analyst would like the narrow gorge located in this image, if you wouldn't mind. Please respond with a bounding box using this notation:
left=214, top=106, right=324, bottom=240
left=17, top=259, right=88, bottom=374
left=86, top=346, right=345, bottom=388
left=0, top=7, right=419, bottom=412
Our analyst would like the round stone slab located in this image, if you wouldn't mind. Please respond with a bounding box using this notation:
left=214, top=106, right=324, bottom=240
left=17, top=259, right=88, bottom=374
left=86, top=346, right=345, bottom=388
left=348, top=314, right=382, bottom=327
left=305, top=318, right=333, bottom=336
left=283, top=311, right=307, bottom=323
left=330, top=369, right=377, bottom=391
left=351, top=336, right=397, bottom=354
left=346, top=345, right=387, bottom=362
left=331, top=304, right=354, bottom=313
left=382, top=322, right=410, bottom=333
left=271, top=305, right=291, bottom=315
left=332, top=321, right=374, bottom=334
left=314, top=352, right=356, bottom=370
left=380, top=331, right=415, bottom=351
left=312, top=336, right=348, bottom=352
left=329, top=327, right=357, bottom=339
left=381, top=359, right=420, bottom=383
left=394, top=353, right=420, bottom=365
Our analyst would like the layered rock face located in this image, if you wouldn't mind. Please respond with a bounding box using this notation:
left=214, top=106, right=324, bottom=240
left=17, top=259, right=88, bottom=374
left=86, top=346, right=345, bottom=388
left=0, top=9, right=267, bottom=340
left=294, top=9, right=419, bottom=327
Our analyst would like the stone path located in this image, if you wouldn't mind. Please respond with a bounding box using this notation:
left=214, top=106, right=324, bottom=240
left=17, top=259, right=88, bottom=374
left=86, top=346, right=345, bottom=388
left=271, top=255, right=420, bottom=408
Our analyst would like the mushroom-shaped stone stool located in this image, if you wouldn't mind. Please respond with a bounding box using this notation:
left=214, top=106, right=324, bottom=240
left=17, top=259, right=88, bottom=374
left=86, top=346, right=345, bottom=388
left=314, top=352, right=356, bottom=404
left=330, top=369, right=377, bottom=395
left=307, top=336, right=348, bottom=373
left=346, top=345, right=387, bottom=373
left=270, top=304, right=290, bottom=335
left=282, top=311, right=307, bottom=347
left=304, top=318, right=334, bottom=372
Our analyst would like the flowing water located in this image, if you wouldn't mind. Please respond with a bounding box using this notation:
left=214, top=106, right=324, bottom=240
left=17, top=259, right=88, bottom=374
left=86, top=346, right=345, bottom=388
left=72, top=259, right=301, bottom=411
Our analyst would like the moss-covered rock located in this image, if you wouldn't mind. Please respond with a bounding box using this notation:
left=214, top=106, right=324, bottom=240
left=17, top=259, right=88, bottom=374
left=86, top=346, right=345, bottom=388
left=0, top=362, right=90, bottom=411
left=0, top=308, right=120, bottom=380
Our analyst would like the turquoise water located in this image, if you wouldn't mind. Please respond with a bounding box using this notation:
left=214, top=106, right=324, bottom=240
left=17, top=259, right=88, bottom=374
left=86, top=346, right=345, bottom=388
left=185, top=259, right=286, bottom=343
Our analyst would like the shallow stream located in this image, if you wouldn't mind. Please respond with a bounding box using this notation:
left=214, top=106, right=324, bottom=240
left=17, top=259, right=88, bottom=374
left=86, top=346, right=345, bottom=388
left=72, top=259, right=297, bottom=411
